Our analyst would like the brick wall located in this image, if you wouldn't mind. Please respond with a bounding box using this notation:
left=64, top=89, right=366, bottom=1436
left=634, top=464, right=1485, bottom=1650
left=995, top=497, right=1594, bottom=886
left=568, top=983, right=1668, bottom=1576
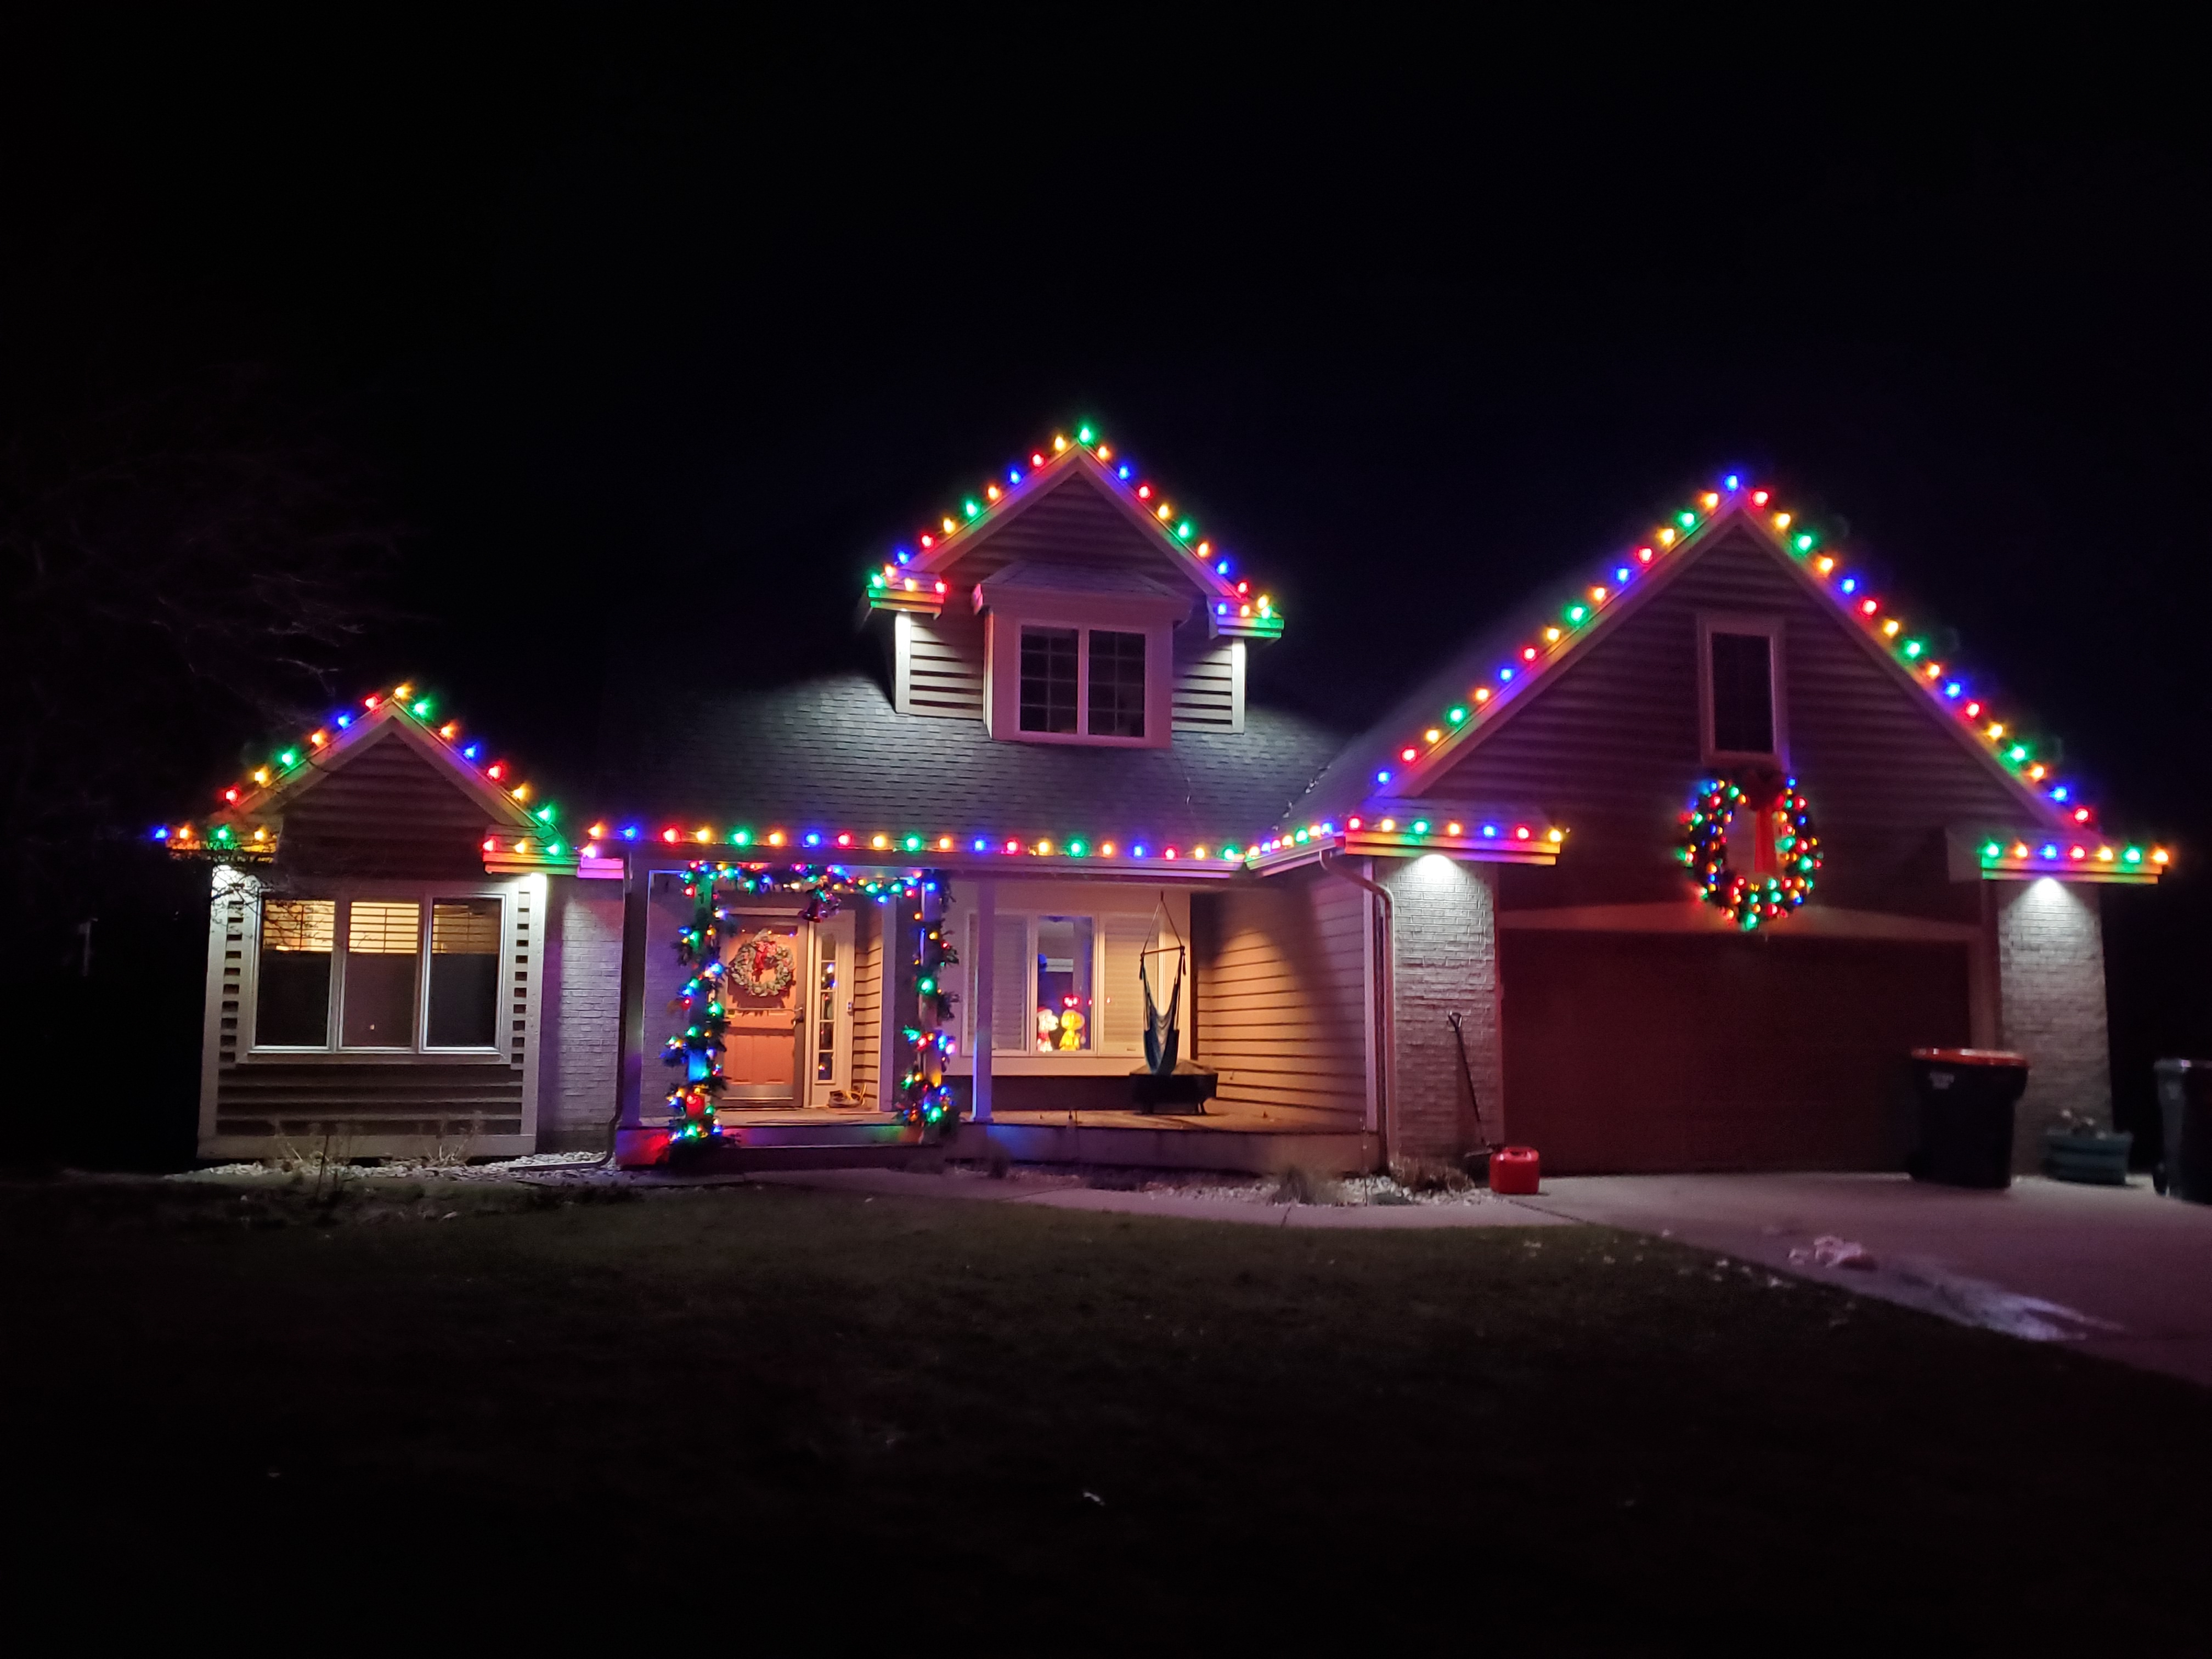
left=1995, top=878, right=2113, bottom=1168
left=1379, top=855, right=1501, bottom=1161
left=538, top=880, right=627, bottom=1150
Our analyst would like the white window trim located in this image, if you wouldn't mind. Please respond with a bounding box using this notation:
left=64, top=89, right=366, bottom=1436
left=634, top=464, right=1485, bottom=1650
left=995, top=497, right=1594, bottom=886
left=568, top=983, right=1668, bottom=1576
left=242, top=881, right=515, bottom=1063
left=1697, top=612, right=1790, bottom=769
left=1015, top=623, right=1151, bottom=747
left=806, top=907, right=855, bottom=1104
left=981, top=606, right=1173, bottom=749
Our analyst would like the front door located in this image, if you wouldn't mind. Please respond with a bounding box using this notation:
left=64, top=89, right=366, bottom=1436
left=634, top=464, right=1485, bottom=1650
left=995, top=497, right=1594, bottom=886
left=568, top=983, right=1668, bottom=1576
left=722, top=919, right=804, bottom=1105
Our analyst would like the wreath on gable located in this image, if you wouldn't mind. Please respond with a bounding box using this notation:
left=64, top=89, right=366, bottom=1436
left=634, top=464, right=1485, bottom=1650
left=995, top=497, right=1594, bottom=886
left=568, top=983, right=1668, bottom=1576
left=1679, top=774, right=1822, bottom=931
left=729, top=929, right=797, bottom=998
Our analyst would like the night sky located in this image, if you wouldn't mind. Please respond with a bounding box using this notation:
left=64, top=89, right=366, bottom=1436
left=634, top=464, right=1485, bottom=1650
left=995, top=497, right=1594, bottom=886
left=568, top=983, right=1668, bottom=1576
left=6, top=27, right=2208, bottom=1069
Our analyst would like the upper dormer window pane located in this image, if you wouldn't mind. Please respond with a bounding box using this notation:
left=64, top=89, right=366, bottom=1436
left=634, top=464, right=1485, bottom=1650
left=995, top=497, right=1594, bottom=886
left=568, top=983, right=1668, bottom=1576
left=1709, top=630, right=1775, bottom=755
left=1087, top=630, right=1147, bottom=739
left=1019, top=627, right=1079, bottom=734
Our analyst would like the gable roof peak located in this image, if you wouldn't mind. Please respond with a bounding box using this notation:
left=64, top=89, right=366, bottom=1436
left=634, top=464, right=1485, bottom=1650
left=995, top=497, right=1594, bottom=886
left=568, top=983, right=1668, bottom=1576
left=1285, top=470, right=2140, bottom=843
left=861, top=423, right=1283, bottom=640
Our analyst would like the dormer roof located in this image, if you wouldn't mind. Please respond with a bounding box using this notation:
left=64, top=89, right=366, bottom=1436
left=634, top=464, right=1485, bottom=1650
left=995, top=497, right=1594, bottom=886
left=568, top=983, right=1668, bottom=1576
left=864, top=425, right=1283, bottom=640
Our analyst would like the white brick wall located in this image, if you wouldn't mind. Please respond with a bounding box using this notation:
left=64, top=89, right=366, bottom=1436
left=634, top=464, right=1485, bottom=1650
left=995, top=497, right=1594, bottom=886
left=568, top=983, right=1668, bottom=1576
left=1379, top=855, right=1502, bottom=1161
left=539, top=881, right=627, bottom=1150
left=1996, top=878, right=2113, bottom=1169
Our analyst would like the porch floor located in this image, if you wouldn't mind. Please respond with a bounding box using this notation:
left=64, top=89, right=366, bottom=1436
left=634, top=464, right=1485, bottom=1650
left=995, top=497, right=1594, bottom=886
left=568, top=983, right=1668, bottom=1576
left=708, top=1104, right=1377, bottom=1175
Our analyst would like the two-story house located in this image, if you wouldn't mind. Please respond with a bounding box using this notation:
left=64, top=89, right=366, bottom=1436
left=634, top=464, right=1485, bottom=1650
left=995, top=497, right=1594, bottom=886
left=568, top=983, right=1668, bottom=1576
left=171, top=430, right=2165, bottom=1176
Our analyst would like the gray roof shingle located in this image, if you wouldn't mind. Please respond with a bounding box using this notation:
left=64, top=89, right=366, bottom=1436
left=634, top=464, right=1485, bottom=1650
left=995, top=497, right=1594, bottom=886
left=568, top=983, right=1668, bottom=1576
left=594, top=672, right=1346, bottom=847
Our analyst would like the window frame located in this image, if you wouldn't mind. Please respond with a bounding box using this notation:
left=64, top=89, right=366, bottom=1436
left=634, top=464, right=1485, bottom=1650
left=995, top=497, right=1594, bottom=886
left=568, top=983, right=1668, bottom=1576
left=242, top=882, right=513, bottom=1062
left=1011, top=623, right=1156, bottom=747
left=1697, top=612, right=1789, bottom=769
left=985, top=605, right=1172, bottom=750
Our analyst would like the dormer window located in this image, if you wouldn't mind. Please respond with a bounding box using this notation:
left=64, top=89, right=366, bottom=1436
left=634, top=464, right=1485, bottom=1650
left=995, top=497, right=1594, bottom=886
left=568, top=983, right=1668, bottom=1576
left=1087, top=630, right=1147, bottom=737
left=1019, top=628, right=1080, bottom=733
left=1015, top=625, right=1149, bottom=740
left=980, top=565, right=1183, bottom=748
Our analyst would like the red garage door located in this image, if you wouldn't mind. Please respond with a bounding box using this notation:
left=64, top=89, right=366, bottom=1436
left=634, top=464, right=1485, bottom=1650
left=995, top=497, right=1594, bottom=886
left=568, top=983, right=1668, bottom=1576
left=1500, top=931, right=1972, bottom=1174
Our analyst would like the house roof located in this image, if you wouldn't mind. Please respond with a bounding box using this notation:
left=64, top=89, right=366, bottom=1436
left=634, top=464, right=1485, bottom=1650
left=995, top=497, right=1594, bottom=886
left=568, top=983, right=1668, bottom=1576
left=1276, top=475, right=2170, bottom=875
left=864, top=425, right=1284, bottom=640
left=159, top=685, right=569, bottom=865
left=589, top=672, right=1345, bottom=854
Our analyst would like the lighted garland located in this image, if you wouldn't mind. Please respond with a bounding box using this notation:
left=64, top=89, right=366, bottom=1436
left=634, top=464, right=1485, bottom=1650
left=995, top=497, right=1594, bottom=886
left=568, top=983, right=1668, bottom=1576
left=1679, top=776, right=1822, bottom=931
left=900, top=883, right=960, bottom=1126
left=661, top=860, right=962, bottom=1148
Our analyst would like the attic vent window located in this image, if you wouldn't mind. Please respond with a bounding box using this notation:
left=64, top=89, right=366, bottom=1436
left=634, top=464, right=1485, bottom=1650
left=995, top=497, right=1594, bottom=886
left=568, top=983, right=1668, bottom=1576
left=1701, top=617, right=1786, bottom=764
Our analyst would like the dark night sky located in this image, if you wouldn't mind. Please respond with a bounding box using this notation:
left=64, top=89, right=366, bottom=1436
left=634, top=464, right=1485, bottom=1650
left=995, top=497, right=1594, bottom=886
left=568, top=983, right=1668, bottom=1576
left=5, top=24, right=2207, bottom=843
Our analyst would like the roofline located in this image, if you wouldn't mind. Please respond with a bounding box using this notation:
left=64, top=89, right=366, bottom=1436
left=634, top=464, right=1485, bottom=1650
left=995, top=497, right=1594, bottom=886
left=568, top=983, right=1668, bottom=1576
left=1374, top=502, right=2073, bottom=831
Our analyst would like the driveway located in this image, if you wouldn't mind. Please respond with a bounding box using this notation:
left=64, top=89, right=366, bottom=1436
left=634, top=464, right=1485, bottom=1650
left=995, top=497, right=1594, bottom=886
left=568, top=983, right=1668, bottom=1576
left=1521, top=1173, right=2212, bottom=1388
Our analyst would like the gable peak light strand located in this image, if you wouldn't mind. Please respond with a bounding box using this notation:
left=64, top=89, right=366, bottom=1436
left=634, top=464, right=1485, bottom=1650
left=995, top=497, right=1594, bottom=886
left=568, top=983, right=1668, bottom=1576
left=1364, top=473, right=2168, bottom=865
left=862, top=423, right=1283, bottom=639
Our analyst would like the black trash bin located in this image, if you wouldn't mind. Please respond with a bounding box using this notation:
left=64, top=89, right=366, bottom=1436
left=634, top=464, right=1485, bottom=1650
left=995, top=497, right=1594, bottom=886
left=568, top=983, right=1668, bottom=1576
left=1908, top=1048, right=2029, bottom=1189
left=2153, top=1059, right=2212, bottom=1204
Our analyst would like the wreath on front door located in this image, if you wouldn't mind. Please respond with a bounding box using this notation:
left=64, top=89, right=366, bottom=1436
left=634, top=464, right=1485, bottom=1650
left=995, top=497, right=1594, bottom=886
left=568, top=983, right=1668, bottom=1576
left=1679, top=774, right=1822, bottom=931
left=729, top=929, right=797, bottom=998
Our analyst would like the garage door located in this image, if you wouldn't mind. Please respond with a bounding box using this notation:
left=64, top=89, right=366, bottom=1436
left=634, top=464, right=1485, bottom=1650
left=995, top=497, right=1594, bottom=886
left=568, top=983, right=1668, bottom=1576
left=1500, top=931, right=1972, bottom=1174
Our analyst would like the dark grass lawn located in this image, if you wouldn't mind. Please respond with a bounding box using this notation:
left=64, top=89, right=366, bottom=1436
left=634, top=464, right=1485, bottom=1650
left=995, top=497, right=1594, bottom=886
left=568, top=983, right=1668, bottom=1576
left=6, top=1176, right=2208, bottom=1649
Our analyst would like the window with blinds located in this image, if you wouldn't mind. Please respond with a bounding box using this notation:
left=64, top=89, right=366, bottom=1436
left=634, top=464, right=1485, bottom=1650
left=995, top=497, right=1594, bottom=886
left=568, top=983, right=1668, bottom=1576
left=343, top=900, right=420, bottom=1046
left=427, top=899, right=500, bottom=1048
left=256, top=899, right=335, bottom=1046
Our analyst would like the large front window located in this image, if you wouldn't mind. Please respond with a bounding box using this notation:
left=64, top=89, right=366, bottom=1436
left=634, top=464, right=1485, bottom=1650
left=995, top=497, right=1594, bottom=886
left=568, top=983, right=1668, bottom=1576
left=252, top=891, right=504, bottom=1053
left=1016, top=625, right=1148, bottom=741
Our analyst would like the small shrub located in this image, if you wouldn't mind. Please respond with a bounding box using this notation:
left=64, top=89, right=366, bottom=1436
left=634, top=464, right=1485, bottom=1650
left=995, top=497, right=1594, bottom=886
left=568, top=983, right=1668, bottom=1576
left=1390, top=1155, right=1471, bottom=1194
left=1271, top=1164, right=1342, bottom=1206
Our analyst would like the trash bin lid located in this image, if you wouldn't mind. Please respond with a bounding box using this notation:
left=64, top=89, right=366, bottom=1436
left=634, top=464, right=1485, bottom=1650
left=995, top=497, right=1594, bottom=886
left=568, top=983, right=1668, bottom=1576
left=2154, top=1057, right=2212, bottom=1073
left=1911, top=1047, right=2027, bottom=1066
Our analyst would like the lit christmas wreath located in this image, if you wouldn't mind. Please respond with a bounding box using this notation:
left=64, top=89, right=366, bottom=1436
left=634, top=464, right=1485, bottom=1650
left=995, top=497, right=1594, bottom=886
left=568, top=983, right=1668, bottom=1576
left=729, top=929, right=796, bottom=997
left=1679, top=774, right=1822, bottom=930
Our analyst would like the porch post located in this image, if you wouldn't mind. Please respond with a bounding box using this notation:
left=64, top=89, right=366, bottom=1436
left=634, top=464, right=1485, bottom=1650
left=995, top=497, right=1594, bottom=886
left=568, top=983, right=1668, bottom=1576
left=970, top=877, right=995, bottom=1121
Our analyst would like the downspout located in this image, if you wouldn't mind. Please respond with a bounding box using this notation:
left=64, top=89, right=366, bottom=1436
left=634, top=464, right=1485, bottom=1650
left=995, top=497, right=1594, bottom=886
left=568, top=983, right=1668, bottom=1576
left=1318, top=847, right=1393, bottom=1166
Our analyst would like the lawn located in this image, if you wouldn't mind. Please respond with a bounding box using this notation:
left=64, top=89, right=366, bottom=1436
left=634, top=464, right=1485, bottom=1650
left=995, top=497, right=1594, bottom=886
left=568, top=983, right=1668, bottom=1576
left=7, top=1174, right=2206, bottom=1647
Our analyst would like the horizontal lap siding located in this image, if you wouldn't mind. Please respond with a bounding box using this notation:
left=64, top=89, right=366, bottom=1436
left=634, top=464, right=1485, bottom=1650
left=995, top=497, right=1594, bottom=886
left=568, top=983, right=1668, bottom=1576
left=211, top=878, right=539, bottom=1142
left=1172, top=637, right=1242, bottom=733
left=938, top=470, right=1175, bottom=589
left=280, top=730, right=491, bottom=876
left=899, top=612, right=986, bottom=720
left=1440, top=529, right=2021, bottom=920
left=1195, top=873, right=1367, bottom=1122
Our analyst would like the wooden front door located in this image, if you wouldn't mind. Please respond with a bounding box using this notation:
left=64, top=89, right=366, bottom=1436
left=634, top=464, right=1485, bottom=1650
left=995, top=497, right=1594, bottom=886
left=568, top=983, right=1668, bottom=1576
left=722, top=920, right=804, bottom=1105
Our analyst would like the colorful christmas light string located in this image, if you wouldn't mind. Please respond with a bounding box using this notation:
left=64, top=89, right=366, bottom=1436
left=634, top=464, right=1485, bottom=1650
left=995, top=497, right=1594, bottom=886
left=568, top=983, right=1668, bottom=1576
left=864, top=424, right=1281, bottom=635
left=1363, top=475, right=2169, bottom=871
left=159, top=684, right=561, bottom=859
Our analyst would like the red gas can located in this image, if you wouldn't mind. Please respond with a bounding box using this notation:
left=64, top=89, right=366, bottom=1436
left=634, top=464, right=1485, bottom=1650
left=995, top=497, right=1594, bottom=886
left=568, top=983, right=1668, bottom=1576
left=1488, top=1146, right=1541, bottom=1194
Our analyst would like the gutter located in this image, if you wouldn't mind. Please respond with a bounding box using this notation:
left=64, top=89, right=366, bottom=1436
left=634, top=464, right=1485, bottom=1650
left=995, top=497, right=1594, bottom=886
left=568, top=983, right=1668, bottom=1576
left=1318, top=847, right=1392, bottom=1166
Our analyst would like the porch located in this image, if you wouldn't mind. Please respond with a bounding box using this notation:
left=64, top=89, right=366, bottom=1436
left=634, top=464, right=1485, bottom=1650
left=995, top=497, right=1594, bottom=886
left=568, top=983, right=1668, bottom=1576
left=698, top=1103, right=1379, bottom=1176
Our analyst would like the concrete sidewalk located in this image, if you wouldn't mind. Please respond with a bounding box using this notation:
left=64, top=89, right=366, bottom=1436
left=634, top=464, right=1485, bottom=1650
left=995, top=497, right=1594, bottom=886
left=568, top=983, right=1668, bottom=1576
left=743, top=1167, right=1570, bottom=1228
left=1523, top=1173, right=2212, bottom=1387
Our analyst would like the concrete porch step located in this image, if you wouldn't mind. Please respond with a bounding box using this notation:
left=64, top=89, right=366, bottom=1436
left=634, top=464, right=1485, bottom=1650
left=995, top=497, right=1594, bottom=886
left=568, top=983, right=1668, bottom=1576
left=727, top=1118, right=918, bottom=1150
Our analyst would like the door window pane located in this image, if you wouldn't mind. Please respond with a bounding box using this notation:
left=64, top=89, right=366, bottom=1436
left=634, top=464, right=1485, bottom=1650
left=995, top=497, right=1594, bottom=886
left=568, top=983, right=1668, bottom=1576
left=1019, top=627, right=1079, bottom=733
left=343, top=900, right=420, bottom=1047
left=1087, top=630, right=1147, bottom=738
left=814, top=939, right=838, bottom=1083
left=256, top=899, right=334, bottom=1046
left=427, top=899, right=500, bottom=1047
left=1034, top=916, right=1094, bottom=1051
left=1710, top=631, right=1775, bottom=754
